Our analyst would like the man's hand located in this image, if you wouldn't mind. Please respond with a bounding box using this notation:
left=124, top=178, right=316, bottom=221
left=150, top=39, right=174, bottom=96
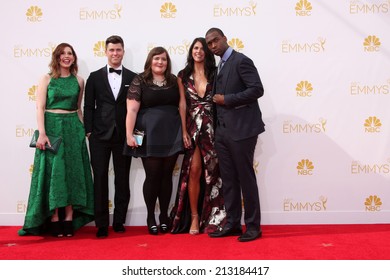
left=213, top=94, right=225, bottom=105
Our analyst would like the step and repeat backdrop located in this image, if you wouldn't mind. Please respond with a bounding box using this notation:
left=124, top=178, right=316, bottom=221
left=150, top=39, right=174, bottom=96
left=1, top=0, right=389, bottom=226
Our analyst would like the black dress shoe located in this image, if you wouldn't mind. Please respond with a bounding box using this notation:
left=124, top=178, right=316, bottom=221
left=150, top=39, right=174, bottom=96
left=148, top=225, right=158, bottom=235
left=209, top=227, right=242, bottom=238
left=238, top=230, right=262, bottom=242
left=96, top=227, right=108, bottom=238
left=113, top=223, right=125, bottom=233
left=159, top=224, right=169, bottom=234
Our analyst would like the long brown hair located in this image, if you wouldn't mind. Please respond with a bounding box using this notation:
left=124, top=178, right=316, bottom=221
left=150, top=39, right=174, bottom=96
left=49, top=43, right=78, bottom=78
left=142, top=46, right=176, bottom=86
left=182, top=37, right=216, bottom=83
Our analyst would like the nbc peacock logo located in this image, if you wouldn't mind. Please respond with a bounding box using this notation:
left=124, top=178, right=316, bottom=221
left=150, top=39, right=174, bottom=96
left=173, top=162, right=180, bottom=176
left=364, top=116, right=381, bottom=133
left=93, top=41, right=106, bottom=57
left=297, top=159, right=314, bottom=175
left=108, top=166, right=114, bottom=176
left=26, top=6, right=43, bottom=22
left=363, top=35, right=381, bottom=52
left=365, top=195, right=382, bottom=211
left=253, top=160, right=259, bottom=174
left=296, top=81, right=313, bottom=97
left=228, top=38, right=245, bottom=52
left=109, top=200, right=113, bottom=214
left=29, top=164, right=34, bottom=176
left=160, top=2, right=177, bottom=18
left=295, top=0, right=312, bottom=16
left=27, top=85, right=38, bottom=101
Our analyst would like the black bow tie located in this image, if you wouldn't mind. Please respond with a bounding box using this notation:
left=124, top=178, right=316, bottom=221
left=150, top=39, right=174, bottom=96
left=109, top=68, right=122, bottom=75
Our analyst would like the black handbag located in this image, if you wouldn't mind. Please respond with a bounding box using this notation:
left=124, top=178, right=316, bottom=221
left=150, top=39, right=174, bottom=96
left=29, top=130, right=62, bottom=154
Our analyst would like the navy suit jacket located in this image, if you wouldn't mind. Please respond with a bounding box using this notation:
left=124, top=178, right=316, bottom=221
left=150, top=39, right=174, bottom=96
left=214, top=50, right=265, bottom=141
left=84, top=66, right=136, bottom=141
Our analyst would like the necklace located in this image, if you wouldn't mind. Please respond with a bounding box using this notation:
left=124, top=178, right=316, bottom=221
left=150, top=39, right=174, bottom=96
left=153, top=79, right=166, bottom=87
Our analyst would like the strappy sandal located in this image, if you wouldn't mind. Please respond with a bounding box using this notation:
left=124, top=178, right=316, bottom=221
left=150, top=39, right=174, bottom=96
left=189, top=214, right=199, bottom=235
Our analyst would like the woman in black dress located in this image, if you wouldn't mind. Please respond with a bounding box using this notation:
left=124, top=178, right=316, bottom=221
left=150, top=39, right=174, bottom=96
left=124, top=47, right=183, bottom=235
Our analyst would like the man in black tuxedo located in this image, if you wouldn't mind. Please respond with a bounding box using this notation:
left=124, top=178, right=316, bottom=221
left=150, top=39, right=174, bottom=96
left=205, top=28, right=265, bottom=242
left=84, top=35, right=136, bottom=238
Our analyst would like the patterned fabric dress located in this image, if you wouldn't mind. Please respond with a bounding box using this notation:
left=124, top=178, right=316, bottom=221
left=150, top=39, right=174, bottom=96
left=18, top=75, right=94, bottom=236
left=170, top=70, right=226, bottom=234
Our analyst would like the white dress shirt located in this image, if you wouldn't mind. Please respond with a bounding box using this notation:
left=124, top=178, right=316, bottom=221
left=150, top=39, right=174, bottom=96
left=107, top=65, right=122, bottom=100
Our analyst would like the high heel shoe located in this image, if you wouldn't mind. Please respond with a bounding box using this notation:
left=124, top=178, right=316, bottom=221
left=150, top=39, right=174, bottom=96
left=63, top=221, right=74, bottom=237
left=189, top=214, right=199, bottom=235
left=51, top=221, right=63, bottom=237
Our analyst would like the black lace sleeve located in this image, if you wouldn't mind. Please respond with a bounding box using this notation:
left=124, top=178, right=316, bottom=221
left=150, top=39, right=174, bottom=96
left=127, top=74, right=142, bottom=102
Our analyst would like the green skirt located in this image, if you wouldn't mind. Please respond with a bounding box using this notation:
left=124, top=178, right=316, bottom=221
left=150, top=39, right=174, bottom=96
left=19, top=112, right=94, bottom=236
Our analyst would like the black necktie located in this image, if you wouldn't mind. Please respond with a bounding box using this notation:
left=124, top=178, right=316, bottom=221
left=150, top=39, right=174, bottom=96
left=109, top=68, right=122, bottom=75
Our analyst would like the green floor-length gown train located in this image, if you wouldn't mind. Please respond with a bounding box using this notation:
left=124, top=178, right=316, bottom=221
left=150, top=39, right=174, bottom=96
left=19, top=75, right=94, bottom=236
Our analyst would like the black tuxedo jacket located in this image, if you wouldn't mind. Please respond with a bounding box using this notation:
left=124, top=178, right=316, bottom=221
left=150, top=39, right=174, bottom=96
left=214, top=50, right=265, bottom=140
left=84, top=66, right=136, bottom=141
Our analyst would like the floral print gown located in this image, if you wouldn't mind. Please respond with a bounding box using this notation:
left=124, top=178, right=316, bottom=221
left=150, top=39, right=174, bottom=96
left=170, top=71, right=226, bottom=233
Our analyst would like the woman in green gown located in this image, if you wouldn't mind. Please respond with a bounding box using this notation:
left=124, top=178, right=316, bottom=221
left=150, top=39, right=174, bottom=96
left=19, top=43, right=94, bottom=237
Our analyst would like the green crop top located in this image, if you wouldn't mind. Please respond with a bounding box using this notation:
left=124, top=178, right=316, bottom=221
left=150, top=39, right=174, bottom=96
left=45, top=75, right=80, bottom=110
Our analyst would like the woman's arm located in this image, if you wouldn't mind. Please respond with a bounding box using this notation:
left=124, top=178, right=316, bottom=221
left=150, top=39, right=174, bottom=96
left=125, top=99, right=140, bottom=147
left=178, top=77, right=191, bottom=149
left=76, top=75, right=85, bottom=123
left=35, top=74, right=50, bottom=148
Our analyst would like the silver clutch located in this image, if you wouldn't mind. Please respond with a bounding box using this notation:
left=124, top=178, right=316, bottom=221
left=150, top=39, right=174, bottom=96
left=133, top=129, right=144, bottom=145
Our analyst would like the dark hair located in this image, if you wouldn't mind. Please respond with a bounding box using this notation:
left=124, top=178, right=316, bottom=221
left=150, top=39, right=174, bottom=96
left=142, top=46, right=176, bottom=86
left=49, top=43, right=78, bottom=78
left=182, top=37, right=215, bottom=83
left=205, top=27, right=225, bottom=37
left=106, top=35, right=124, bottom=48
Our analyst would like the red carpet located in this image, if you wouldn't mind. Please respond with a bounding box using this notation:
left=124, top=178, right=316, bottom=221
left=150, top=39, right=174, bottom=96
left=1, top=224, right=389, bottom=260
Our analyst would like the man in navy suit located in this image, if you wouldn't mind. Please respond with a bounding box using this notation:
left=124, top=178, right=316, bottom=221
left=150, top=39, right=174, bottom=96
left=205, top=28, right=265, bottom=242
left=84, top=35, right=136, bottom=238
